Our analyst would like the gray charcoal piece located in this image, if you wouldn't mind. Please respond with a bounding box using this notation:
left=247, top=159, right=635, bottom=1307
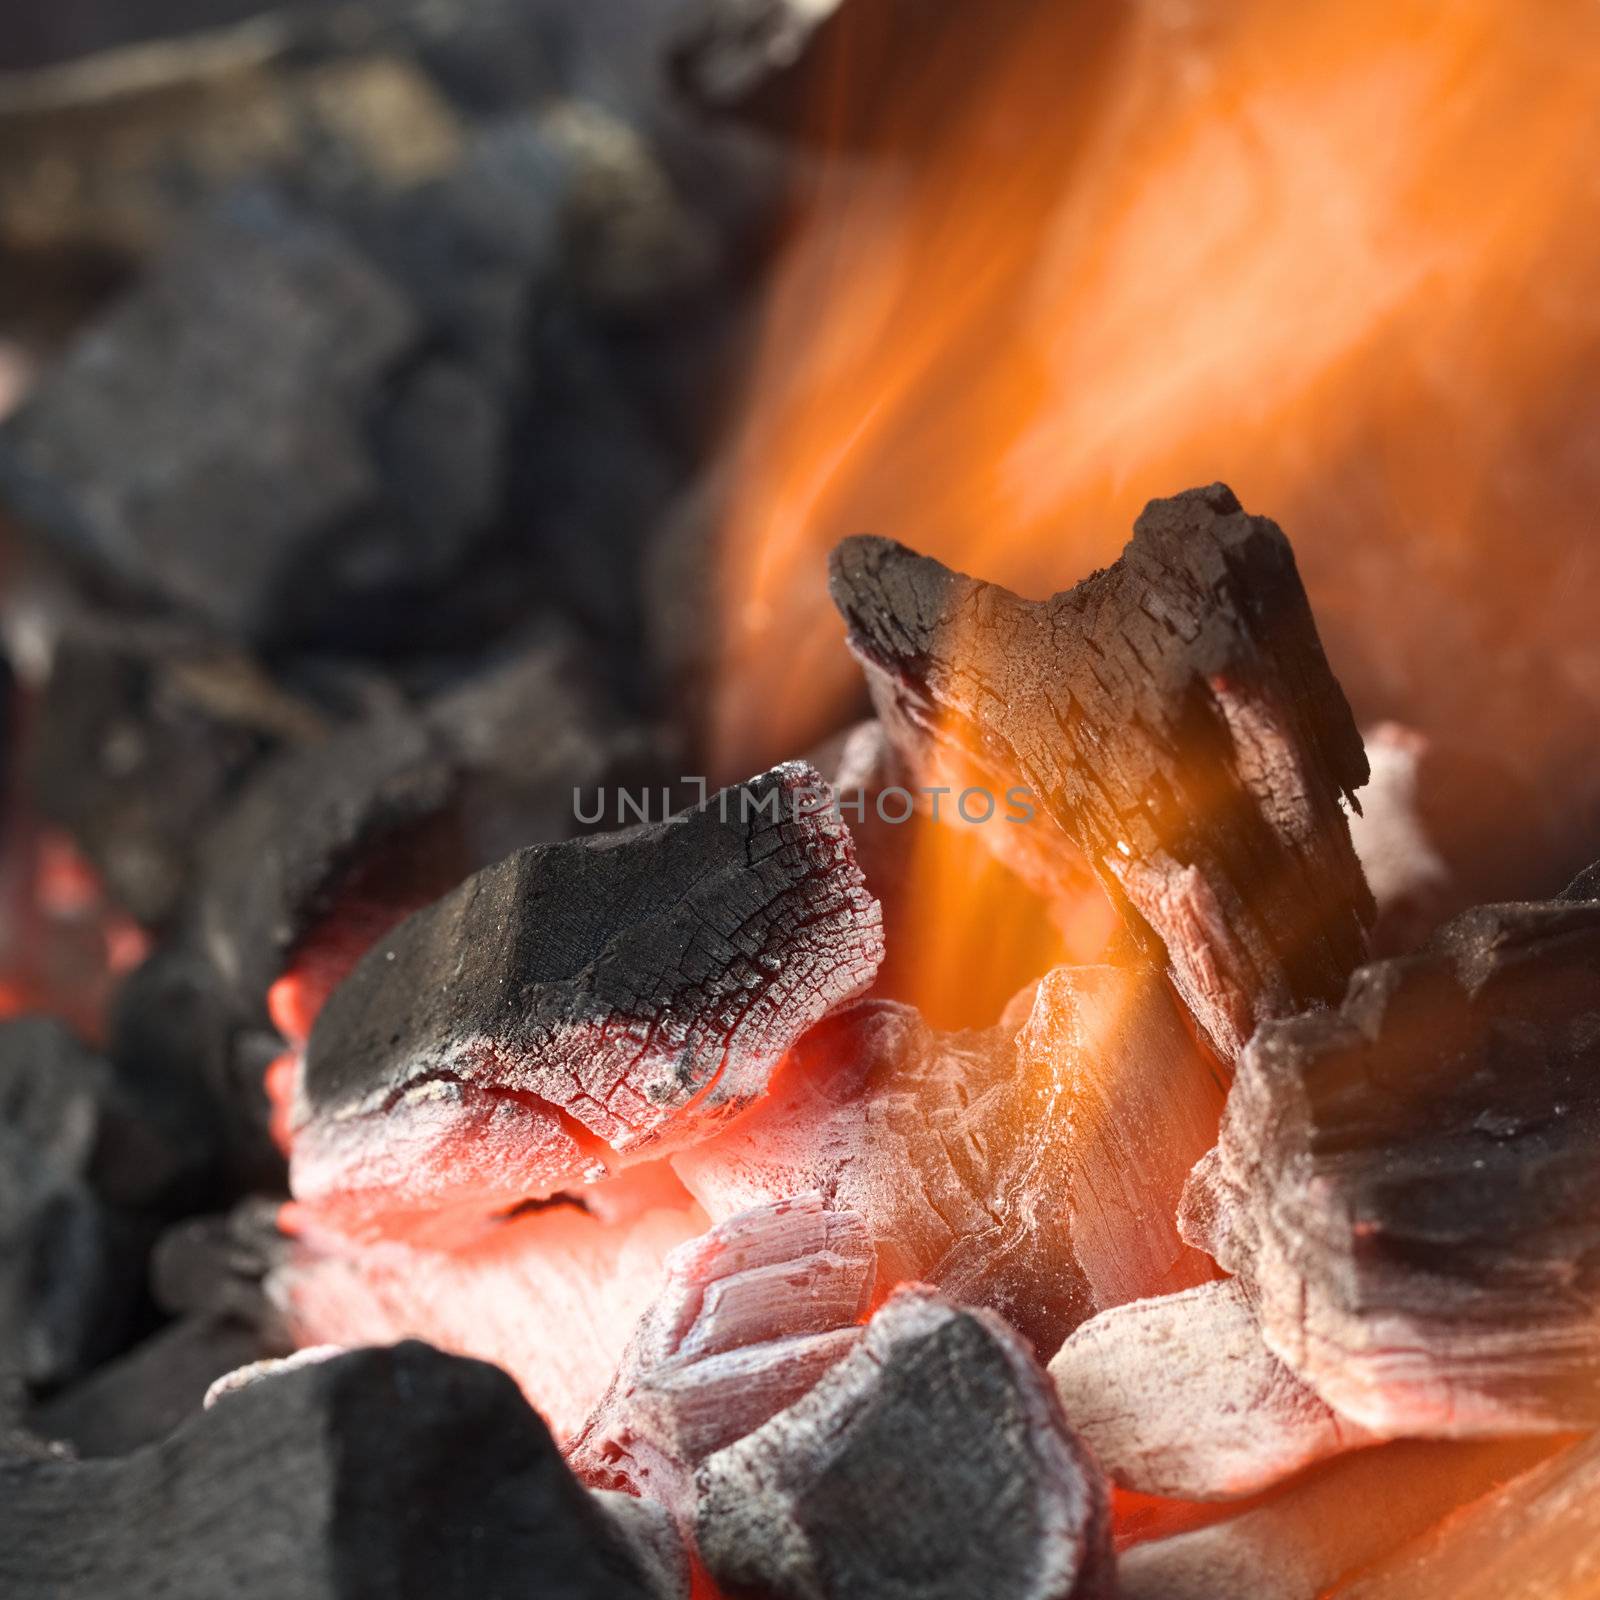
left=567, top=1194, right=874, bottom=1515
left=0, top=1341, right=666, bottom=1600
left=1181, top=871, right=1600, bottom=1436
left=0, top=186, right=499, bottom=644
left=291, top=762, right=883, bottom=1235
left=1050, top=1278, right=1374, bottom=1502
left=696, top=1285, right=1115, bottom=1600
left=675, top=960, right=1221, bottom=1359
left=829, top=482, right=1374, bottom=1060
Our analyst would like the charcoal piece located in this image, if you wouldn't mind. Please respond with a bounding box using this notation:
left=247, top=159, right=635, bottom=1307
left=1348, top=722, right=1559, bottom=956
left=0, top=1340, right=665, bottom=1600
left=829, top=482, right=1374, bottom=1059
left=567, top=1194, right=874, bottom=1514
left=1330, top=1431, right=1600, bottom=1600
left=0, top=188, right=420, bottom=641
left=675, top=960, right=1219, bottom=1357
left=0, top=1015, right=206, bottom=1386
left=192, top=710, right=466, bottom=1011
left=1049, top=1278, right=1372, bottom=1502
left=289, top=762, right=883, bottom=1241
left=151, top=1201, right=289, bottom=1334
left=109, top=949, right=284, bottom=1193
left=592, top=1491, right=693, bottom=1600
left=30, top=615, right=325, bottom=926
left=695, top=1285, right=1114, bottom=1600
left=1180, top=879, right=1600, bottom=1435
left=26, top=1316, right=271, bottom=1458
left=272, top=1174, right=710, bottom=1441
left=1117, top=1437, right=1559, bottom=1600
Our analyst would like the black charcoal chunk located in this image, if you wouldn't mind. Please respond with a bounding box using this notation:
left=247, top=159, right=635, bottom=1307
left=1181, top=875, right=1600, bottom=1435
left=31, top=616, right=325, bottom=925
left=26, top=1316, right=272, bottom=1458
left=830, top=483, right=1374, bottom=1060
left=290, top=762, right=883, bottom=1237
left=0, top=1340, right=665, bottom=1600
left=695, top=1285, right=1115, bottom=1600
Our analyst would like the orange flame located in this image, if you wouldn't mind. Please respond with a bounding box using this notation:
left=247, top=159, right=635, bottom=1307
left=711, top=0, right=1600, bottom=815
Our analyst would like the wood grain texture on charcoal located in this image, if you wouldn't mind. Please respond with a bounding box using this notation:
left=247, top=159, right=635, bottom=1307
left=829, top=482, right=1373, bottom=1059
left=1181, top=872, right=1600, bottom=1436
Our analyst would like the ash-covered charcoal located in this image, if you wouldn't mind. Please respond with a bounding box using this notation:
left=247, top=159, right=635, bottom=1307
left=0, top=186, right=506, bottom=646
left=1330, top=1431, right=1600, bottom=1600
left=675, top=961, right=1219, bottom=1356
left=1181, top=877, right=1600, bottom=1436
left=1117, top=1437, right=1560, bottom=1600
left=270, top=1174, right=708, bottom=1440
left=29, top=614, right=327, bottom=927
left=829, top=482, right=1374, bottom=1060
left=592, top=1491, right=692, bottom=1600
left=695, top=1285, right=1115, bottom=1600
left=0, top=1014, right=215, bottom=1387
left=0, top=1341, right=670, bottom=1600
left=25, top=1316, right=272, bottom=1458
left=567, top=1194, right=875, bottom=1514
left=289, top=762, right=883, bottom=1241
left=1349, top=722, right=1559, bottom=956
left=1050, top=1278, right=1373, bottom=1502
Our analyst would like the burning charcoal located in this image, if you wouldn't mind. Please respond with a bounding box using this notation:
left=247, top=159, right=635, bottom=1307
left=675, top=960, right=1219, bottom=1356
left=288, top=762, right=883, bottom=1241
left=0, top=1341, right=668, bottom=1600
left=1181, top=878, right=1600, bottom=1436
left=1349, top=722, right=1558, bottom=956
left=567, top=1194, right=875, bottom=1514
left=26, top=1317, right=272, bottom=1458
left=695, top=1285, right=1115, bottom=1600
left=1050, top=1278, right=1373, bottom=1502
left=1117, top=1437, right=1560, bottom=1600
left=1329, top=1431, right=1600, bottom=1600
left=829, top=483, right=1374, bottom=1060
left=29, top=615, right=326, bottom=926
left=0, top=187, right=509, bottom=646
left=270, top=1179, right=708, bottom=1440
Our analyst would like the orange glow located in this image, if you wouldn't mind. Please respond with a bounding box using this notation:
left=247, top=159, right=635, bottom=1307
left=710, top=0, right=1600, bottom=812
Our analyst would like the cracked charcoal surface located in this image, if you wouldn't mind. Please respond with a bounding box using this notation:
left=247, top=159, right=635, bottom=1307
left=695, top=1285, right=1115, bottom=1600
left=292, top=762, right=883, bottom=1235
left=1181, top=869, right=1600, bottom=1436
left=829, top=482, right=1374, bottom=1060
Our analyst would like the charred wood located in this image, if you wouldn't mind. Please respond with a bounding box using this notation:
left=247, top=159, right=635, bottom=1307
left=0, top=1340, right=667, bottom=1600
left=675, top=960, right=1219, bottom=1356
left=1050, top=1278, right=1372, bottom=1502
left=1181, top=876, right=1600, bottom=1435
left=567, top=1193, right=874, bottom=1515
left=1329, top=1431, right=1600, bottom=1600
left=829, top=482, right=1374, bottom=1059
left=289, top=762, right=882, bottom=1241
left=1117, top=1437, right=1560, bottom=1600
left=695, top=1284, right=1115, bottom=1600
